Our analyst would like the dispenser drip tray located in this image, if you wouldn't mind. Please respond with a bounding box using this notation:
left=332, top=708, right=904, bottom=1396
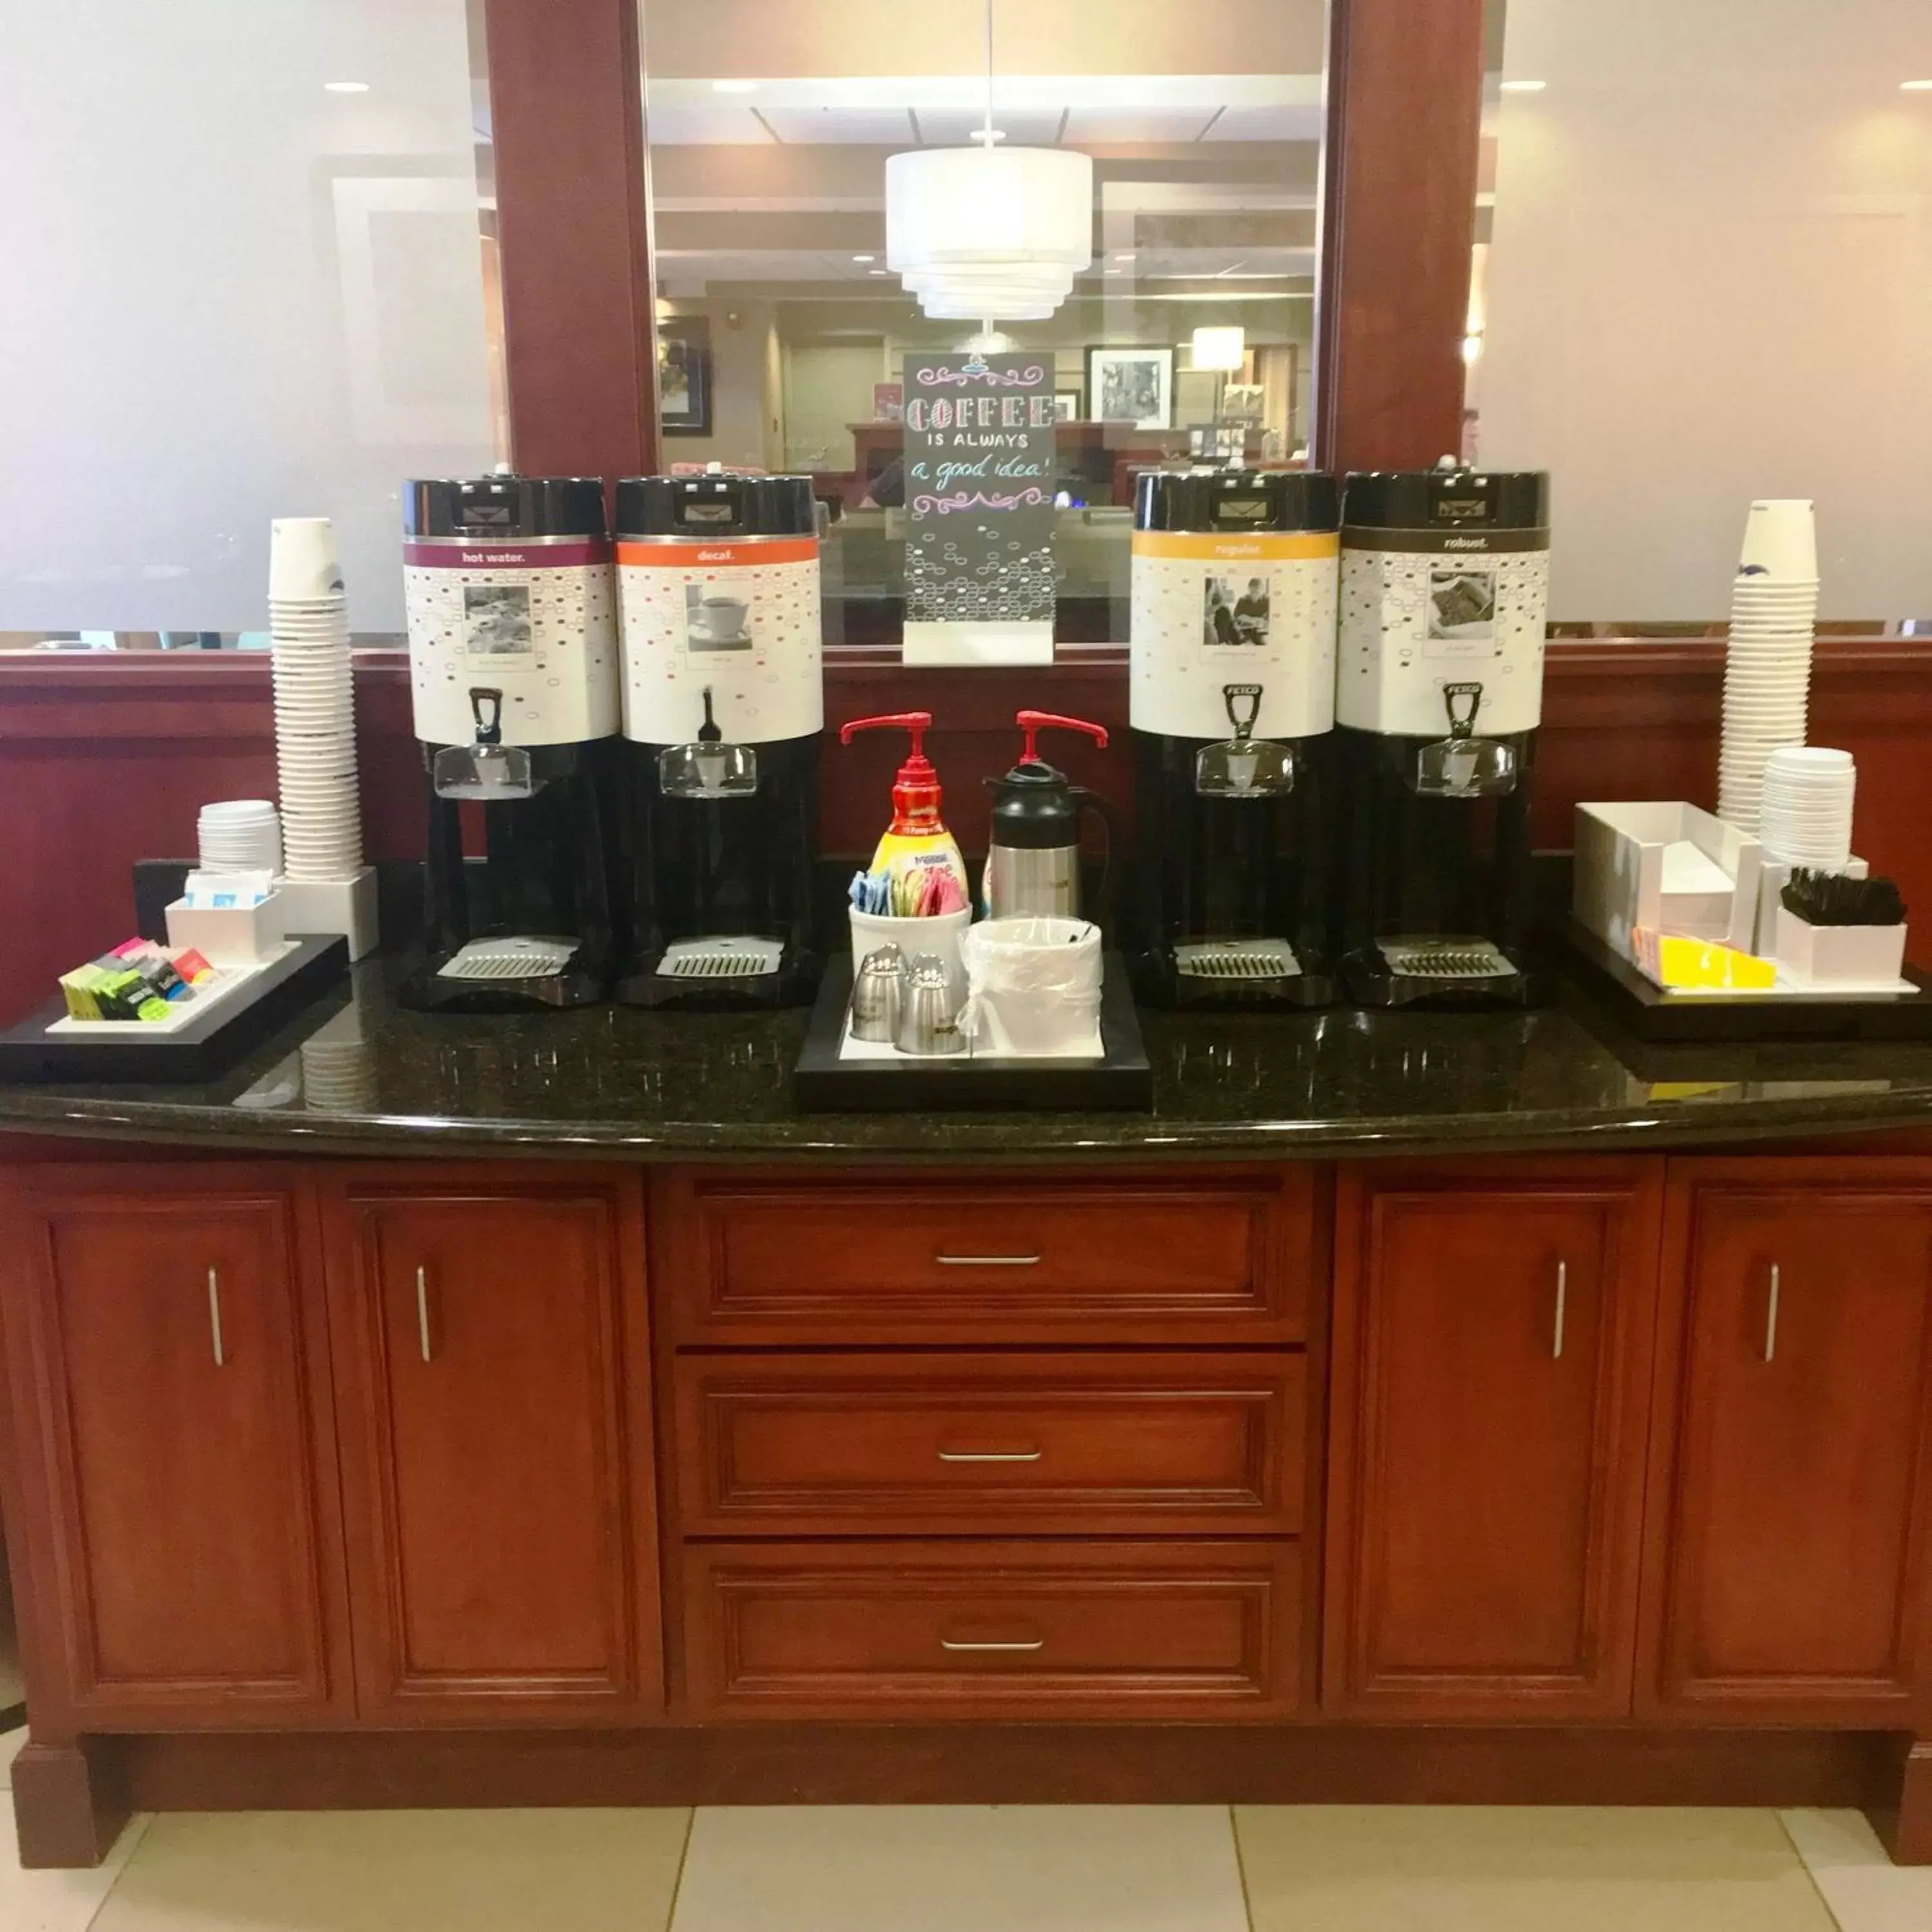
left=1376, top=936, right=1517, bottom=981
left=659, top=936, right=785, bottom=981
left=1175, top=938, right=1301, bottom=981
left=437, top=935, right=581, bottom=982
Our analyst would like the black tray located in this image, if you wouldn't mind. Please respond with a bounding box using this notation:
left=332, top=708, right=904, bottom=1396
left=0, top=935, right=349, bottom=1082
left=794, top=952, right=1153, bottom=1111
left=1560, top=919, right=1932, bottom=1043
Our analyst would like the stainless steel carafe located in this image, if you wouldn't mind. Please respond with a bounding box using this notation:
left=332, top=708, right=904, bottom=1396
left=982, top=710, right=1118, bottom=923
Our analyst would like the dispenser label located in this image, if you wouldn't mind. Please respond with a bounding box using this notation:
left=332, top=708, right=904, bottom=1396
left=1128, top=531, right=1339, bottom=741
left=404, top=551, right=618, bottom=748
left=616, top=537, right=823, bottom=746
left=1335, top=540, right=1549, bottom=737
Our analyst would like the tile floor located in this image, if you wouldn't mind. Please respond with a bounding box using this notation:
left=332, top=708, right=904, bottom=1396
left=0, top=1745, right=1926, bottom=1932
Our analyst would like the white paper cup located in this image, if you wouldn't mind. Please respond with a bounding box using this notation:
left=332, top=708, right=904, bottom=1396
left=1736, top=499, right=1818, bottom=582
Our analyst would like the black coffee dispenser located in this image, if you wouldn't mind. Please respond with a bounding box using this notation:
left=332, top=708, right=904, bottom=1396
left=1127, top=469, right=1341, bottom=1007
left=612, top=471, right=822, bottom=1007
left=398, top=474, right=620, bottom=1011
left=1335, top=463, right=1552, bottom=1007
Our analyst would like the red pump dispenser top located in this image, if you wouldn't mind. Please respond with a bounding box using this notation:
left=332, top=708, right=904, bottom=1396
left=838, top=711, right=945, bottom=833
left=1013, top=709, right=1109, bottom=768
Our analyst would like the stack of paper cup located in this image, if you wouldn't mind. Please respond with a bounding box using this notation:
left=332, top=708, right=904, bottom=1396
left=197, top=799, right=282, bottom=874
left=1758, top=746, right=1855, bottom=869
left=268, top=517, right=363, bottom=883
left=1717, top=498, right=1819, bottom=832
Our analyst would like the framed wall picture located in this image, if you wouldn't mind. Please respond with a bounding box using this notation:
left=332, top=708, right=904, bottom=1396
left=1085, top=346, right=1173, bottom=430
left=658, top=312, right=712, bottom=436
left=1054, top=389, right=1083, bottom=422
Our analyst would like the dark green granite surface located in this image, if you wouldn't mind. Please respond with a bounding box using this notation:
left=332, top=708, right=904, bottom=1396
left=3, top=961, right=1932, bottom=1160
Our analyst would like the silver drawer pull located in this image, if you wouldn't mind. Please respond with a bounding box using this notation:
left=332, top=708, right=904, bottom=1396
left=207, top=1266, right=225, bottom=1368
left=1764, top=1262, right=1781, bottom=1363
left=934, top=1253, right=1043, bottom=1267
left=940, top=1636, right=1045, bottom=1653
left=936, top=1447, right=1044, bottom=1463
left=415, top=1265, right=433, bottom=1363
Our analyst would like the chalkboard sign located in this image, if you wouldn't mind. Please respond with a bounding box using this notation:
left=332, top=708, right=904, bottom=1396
left=901, top=352, right=1056, bottom=665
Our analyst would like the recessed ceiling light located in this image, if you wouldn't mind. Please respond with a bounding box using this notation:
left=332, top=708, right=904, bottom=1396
left=1500, top=79, right=1547, bottom=92
left=867, top=268, right=890, bottom=276
left=712, top=79, right=758, bottom=94
left=1104, top=268, right=1127, bottom=277
left=852, top=254, right=876, bottom=263
left=323, top=80, right=370, bottom=94
left=1903, top=79, right=1932, bottom=91
left=1112, top=252, right=1133, bottom=262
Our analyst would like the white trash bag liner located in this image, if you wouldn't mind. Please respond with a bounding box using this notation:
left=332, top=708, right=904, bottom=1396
left=959, top=916, right=1103, bottom=1056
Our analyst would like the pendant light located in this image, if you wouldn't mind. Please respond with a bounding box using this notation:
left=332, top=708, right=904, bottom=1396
left=885, top=1, right=1092, bottom=322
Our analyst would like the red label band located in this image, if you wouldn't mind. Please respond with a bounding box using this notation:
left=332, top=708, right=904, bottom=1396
left=404, top=540, right=611, bottom=569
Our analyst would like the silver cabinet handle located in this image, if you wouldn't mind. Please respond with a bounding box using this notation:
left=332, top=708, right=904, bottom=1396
left=940, top=1636, right=1045, bottom=1652
left=206, top=1266, right=225, bottom=1368
left=936, top=1447, right=1044, bottom=1463
left=1764, top=1262, right=1781, bottom=1363
left=934, top=1253, right=1043, bottom=1267
left=1552, top=1258, right=1567, bottom=1360
left=415, top=1265, right=433, bottom=1363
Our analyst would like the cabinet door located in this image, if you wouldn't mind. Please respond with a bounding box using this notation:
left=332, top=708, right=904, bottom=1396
left=1324, top=1161, right=1663, bottom=1718
left=0, top=1169, right=350, bottom=1726
left=1643, top=1167, right=1932, bottom=1723
left=321, top=1170, right=659, bottom=1723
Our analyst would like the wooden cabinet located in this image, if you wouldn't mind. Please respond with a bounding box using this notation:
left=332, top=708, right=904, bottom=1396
left=1643, top=1162, right=1932, bottom=1723
left=319, top=1170, right=660, bottom=1724
left=682, top=1540, right=1300, bottom=1719
left=1323, top=1160, right=1663, bottom=1718
left=0, top=1169, right=350, bottom=1725
left=652, top=1168, right=1318, bottom=1347
left=672, top=1352, right=1305, bottom=1537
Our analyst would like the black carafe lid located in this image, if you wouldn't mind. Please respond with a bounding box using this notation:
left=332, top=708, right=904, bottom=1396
left=1343, top=462, right=1549, bottom=531
left=404, top=473, right=607, bottom=538
left=615, top=471, right=817, bottom=538
left=1135, top=468, right=1339, bottom=533
left=985, top=711, right=1108, bottom=849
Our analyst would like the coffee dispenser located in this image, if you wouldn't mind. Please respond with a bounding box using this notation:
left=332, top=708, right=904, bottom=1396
left=1335, top=462, right=1551, bottom=1007
left=612, top=471, right=821, bottom=1007
left=1128, top=468, right=1341, bottom=1006
left=399, top=473, right=620, bottom=1011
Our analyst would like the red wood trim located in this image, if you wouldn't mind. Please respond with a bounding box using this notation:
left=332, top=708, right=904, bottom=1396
left=483, top=0, right=658, bottom=484
left=1315, top=0, right=1486, bottom=473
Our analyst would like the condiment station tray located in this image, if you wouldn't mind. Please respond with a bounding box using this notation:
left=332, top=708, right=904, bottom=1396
left=0, top=934, right=350, bottom=1082
left=1560, top=919, right=1932, bottom=1043
left=794, top=952, right=1153, bottom=1111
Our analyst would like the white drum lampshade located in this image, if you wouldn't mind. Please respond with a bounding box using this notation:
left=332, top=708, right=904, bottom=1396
left=886, top=146, right=1094, bottom=321
left=1191, top=325, right=1246, bottom=372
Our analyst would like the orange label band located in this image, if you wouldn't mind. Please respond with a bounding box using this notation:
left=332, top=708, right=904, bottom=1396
left=1131, top=529, right=1338, bottom=563
left=615, top=537, right=819, bottom=569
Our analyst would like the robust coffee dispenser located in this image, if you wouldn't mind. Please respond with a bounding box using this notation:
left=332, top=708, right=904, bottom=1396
left=612, top=471, right=822, bottom=1007
left=1335, top=462, right=1551, bottom=1007
left=399, top=473, right=620, bottom=1010
left=1128, top=468, right=1341, bottom=1006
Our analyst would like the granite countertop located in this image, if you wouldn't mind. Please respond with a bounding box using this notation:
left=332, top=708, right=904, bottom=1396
left=3, top=960, right=1932, bottom=1160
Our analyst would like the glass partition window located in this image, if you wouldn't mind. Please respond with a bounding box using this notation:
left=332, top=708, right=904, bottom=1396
left=0, top=1, right=505, bottom=647
left=1471, top=0, right=1932, bottom=633
left=638, top=0, right=1328, bottom=646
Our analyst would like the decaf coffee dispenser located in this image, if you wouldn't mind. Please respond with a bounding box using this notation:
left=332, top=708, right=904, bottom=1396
left=612, top=471, right=822, bottom=1007
left=1128, top=468, right=1341, bottom=1006
left=399, top=473, right=620, bottom=1010
left=1335, top=462, right=1551, bottom=1007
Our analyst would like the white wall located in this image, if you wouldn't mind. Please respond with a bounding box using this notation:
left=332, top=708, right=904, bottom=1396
left=0, top=3, right=498, bottom=634
left=1476, top=0, right=1932, bottom=623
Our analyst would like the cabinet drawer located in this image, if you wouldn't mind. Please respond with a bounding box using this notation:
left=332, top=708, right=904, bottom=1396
left=654, top=1170, right=1314, bottom=1344
left=673, top=1352, right=1305, bottom=1536
left=681, top=1541, right=1300, bottom=1719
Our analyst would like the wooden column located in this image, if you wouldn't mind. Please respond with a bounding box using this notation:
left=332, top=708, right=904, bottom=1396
left=1314, top=0, right=1486, bottom=475
left=483, top=0, right=658, bottom=482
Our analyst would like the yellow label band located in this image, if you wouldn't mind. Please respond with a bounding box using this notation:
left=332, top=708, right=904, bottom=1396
left=1130, top=529, right=1339, bottom=563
